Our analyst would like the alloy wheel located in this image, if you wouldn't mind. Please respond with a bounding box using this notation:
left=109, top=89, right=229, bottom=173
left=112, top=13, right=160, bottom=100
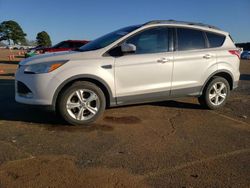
left=208, top=82, right=227, bottom=106
left=66, top=89, right=100, bottom=121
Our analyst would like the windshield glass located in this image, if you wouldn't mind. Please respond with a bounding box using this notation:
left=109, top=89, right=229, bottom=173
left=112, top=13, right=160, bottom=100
left=79, top=25, right=141, bottom=52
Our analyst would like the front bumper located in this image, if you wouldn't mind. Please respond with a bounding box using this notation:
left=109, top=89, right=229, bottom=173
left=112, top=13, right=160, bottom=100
left=15, top=65, right=61, bottom=106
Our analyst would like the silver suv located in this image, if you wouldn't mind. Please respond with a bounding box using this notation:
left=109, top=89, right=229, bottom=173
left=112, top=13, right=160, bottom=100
left=15, top=20, right=240, bottom=125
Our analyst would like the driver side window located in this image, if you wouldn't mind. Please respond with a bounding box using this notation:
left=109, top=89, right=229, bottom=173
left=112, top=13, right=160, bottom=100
left=125, top=27, right=169, bottom=54
left=58, top=42, right=70, bottom=48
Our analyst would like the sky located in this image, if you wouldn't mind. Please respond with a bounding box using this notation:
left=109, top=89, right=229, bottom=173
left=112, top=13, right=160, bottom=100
left=0, top=0, right=249, bottom=45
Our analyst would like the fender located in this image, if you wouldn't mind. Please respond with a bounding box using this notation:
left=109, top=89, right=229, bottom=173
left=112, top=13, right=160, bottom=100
left=52, top=74, right=116, bottom=108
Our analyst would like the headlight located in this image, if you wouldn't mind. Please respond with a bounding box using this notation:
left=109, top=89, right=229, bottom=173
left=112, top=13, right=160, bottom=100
left=24, top=60, right=68, bottom=74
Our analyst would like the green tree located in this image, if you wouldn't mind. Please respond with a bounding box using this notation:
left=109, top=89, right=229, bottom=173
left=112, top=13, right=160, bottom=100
left=0, top=20, right=27, bottom=45
left=36, top=31, right=52, bottom=47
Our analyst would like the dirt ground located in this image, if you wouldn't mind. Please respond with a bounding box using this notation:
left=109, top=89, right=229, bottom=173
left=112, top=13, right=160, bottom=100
left=0, top=49, right=249, bottom=188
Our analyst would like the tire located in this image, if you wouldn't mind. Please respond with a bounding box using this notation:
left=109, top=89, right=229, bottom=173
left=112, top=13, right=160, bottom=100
left=198, top=77, right=230, bottom=110
left=57, top=81, right=106, bottom=125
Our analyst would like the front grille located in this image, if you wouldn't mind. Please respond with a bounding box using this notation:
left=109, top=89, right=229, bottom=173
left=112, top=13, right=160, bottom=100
left=17, top=81, right=32, bottom=94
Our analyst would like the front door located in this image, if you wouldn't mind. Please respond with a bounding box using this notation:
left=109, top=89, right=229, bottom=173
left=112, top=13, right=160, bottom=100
left=114, top=27, right=174, bottom=105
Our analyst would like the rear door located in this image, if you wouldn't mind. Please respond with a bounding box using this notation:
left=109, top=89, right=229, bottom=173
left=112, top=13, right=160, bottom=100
left=171, top=27, right=217, bottom=96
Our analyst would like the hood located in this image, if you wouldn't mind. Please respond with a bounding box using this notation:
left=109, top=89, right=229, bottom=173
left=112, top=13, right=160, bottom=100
left=19, top=50, right=102, bottom=66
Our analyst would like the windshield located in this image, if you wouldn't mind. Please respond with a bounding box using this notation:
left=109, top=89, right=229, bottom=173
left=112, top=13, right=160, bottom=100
left=78, top=25, right=141, bottom=52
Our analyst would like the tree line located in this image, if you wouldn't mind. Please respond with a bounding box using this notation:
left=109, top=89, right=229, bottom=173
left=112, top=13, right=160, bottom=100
left=0, top=20, right=52, bottom=47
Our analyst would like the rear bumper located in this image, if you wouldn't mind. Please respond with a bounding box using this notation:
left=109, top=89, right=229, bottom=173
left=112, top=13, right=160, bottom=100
left=233, top=69, right=240, bottom=90
left=233, top=80, right=239, bottom=90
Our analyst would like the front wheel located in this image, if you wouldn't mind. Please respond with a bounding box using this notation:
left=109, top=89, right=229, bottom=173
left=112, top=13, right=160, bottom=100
left=198, top=77, right=230, bottom=110
left=57, top=81, right=106, bottom=125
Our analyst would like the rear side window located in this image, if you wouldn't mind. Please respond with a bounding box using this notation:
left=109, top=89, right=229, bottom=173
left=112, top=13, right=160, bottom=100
left=58, top=42, right=70, bottom=48
left=69, top=42, right=76, bottom=48
left=74, top=42, right=85, bottom=48
left=177, top=28, right=206, bottom=51
left=68, top=42, right=86, bottom=48
left=125, top=27, right=169, bottom=54
left=206, top=32, right=225, bottom=48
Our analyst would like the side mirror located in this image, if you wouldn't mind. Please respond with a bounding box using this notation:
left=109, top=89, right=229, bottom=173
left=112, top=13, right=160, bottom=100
left=121, top=43, right=136, bottom=53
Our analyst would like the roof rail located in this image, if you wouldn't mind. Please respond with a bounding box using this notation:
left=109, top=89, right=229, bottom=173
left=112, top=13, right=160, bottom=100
left=143, top=20, right=221, bottom=30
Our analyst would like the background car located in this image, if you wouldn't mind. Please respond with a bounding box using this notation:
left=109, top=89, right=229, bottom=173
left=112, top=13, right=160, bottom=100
left=25, top=45, right=47, bottom=58
left=6, top=44, right=33, bottom=50
left=241, top=51, right=250, bottom=59
left=25, top=40, right=89, bottom=58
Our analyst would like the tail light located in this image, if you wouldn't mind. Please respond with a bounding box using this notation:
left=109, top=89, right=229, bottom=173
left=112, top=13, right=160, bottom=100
left=228, top=50, right=240, bottom=59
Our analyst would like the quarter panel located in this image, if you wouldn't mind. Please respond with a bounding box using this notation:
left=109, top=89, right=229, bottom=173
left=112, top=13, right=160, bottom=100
left=216, top=49, right=240, bottom=82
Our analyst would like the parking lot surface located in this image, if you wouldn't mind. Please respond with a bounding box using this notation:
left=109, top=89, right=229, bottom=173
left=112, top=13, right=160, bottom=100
left=0, top=49, right=249, bottom=187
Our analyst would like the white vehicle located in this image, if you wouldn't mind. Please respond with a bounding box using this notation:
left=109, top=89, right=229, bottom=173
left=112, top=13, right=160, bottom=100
left=7, top=44, right=32, bottom=50
left=15, top=20, right=240, bottom=125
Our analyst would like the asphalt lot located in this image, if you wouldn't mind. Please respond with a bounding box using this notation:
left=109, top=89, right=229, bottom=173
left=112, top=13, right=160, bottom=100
left=0, top=49, right=249, bottom=187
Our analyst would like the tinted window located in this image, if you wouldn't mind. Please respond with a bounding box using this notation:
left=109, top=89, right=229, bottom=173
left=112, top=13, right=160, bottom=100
left=206, top=32, right=225, bottom=48
left=68, top=42, right=79, bottom=48
left=53, top=42, right=70, bottom=48
left=125, top=27, right=168, bottom=54
left=69, top=42, right=75, bottom=48
left=52, top=42, right=63, bottom=48
left=74, top=42, right=86, bottom=48
left=177, top=28, right=206, bottom=51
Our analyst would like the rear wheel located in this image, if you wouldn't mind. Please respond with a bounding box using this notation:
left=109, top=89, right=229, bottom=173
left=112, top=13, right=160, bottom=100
left=198, top=77, right=230, bottom=110
left=57, top=81, right=106, bottom=125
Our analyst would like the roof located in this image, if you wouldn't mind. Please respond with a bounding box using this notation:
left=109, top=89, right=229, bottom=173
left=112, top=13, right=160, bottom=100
left=143, top=20, right=221, bottom=31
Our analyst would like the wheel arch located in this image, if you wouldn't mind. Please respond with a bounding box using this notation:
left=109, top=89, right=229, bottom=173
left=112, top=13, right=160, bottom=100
left=201, top=70, right=234, bottom=94
left=52, top=74, right=116, bottom=109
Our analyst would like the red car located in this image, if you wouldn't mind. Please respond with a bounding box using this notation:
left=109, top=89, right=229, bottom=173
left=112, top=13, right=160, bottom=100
left=41, top=40, right=89, bottom=53
left=25, top=40, right=89, bottom=58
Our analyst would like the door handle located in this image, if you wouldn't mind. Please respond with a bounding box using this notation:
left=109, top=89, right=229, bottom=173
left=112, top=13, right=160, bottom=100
left=157, top=58, right=169, bottom=63
left=101, top=65, right=112, bottom=69
left=203, top=54, right=212, bottom=59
